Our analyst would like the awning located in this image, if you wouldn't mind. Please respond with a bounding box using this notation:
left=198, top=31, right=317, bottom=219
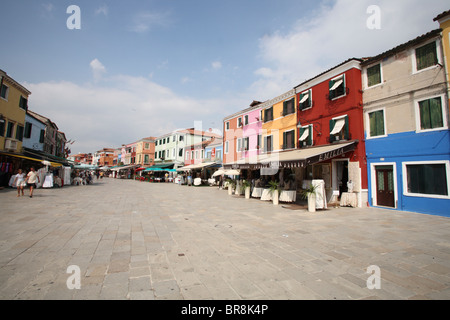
left=299, top=129, right=309, bottom=141
left=212, top=168, right=241, bottom=177
left=224, top=141, right=358, bottom=169
left=110, top=164, right=139, bottom=171
left=330, top=79, right=343, bottom=91
left=74, top=164, right=98, bottom=170
left=330, top=118, right=346, bottom=135
left=177, top=162, right=218, bottom=171
left=0, top=151, right=63, bottom=167
left=299, top=93, right=309, bottom=103
left=149, top=163, right=175, bottom=169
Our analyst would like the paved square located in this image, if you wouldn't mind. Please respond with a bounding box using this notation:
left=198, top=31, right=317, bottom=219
left=1, top=178, right=449, bottom=300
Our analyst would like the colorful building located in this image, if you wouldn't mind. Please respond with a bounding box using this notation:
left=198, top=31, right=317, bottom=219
left=434, top=10, right=450, bottom=108
left=362, top=29, right=449, bottom=216
left=135, top=137, right=156, bottom=167
left=294, top=58, right=367, bottom=206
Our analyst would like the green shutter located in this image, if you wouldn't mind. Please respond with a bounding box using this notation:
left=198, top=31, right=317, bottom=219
left=329, top=119, right=336, bottom=143
left=430, top=97, right=443, bottom=129
left=308, top=125, right=313, bottom=146
left=344, top=116, right=349, bottom=140
left=329, top=80, right=335, bottom=100
left=416, top=41, right=438, bottom=71
left=367, top=64, right=381, bottom=87
left=283, top=101, right=287, bottom=116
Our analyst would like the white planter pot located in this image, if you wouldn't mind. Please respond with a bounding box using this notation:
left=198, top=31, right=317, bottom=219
left=228, top=185, right=233, bottom=195
left=308, top=193, right=316, bottom=212
left=245, top=187, right=250, bottom=199
left=272, top=190, right=279, bottom=205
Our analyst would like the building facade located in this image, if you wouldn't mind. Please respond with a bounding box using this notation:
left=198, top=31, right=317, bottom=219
left=294, top=58, right=367, bottom=206
left=362, top=29, right=449, bottom=216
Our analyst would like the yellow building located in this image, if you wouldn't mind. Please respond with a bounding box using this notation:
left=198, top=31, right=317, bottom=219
left=260, top=89, right=297, bottom=153
left=434, top=10, right=450, bottom=107
left=0, top=70, right=31, bottom=154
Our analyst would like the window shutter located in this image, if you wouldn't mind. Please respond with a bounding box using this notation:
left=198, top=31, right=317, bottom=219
left=329, top=119, right=336, bottom=142
left=308, top=125, right=313, bottom=146
left=344, top=116, right=349, bottom=140
left=39, top=129, right=45, bottom=143
left=329, top=80, right=335, bottom=100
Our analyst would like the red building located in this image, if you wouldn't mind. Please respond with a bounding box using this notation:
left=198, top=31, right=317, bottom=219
left=294, top=58, right=368, bottom=207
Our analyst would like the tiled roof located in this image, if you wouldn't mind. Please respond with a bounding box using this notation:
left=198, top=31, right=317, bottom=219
left=361, top=29, right=442, bottom=66
left=433, top=10, right=450, bottom=21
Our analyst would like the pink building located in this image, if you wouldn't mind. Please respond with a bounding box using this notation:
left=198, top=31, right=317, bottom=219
left=242, top=101, right=263, bottom=159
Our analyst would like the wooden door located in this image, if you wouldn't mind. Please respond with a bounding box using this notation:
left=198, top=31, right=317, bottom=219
left=375, top=166, right=395, bottom=208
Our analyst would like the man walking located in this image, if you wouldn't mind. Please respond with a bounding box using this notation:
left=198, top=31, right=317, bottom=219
left=26, top=167, right=40, bottom=198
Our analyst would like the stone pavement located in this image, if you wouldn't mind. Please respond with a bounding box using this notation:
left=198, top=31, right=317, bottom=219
left=0, top=178, right=449, bottom=300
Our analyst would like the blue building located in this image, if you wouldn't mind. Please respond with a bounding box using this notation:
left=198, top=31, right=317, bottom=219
left=361, top=29, right=450, bottom=217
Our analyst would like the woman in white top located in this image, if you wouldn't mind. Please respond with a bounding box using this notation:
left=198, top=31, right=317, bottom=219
left=13, top=169, right=27, bottom=197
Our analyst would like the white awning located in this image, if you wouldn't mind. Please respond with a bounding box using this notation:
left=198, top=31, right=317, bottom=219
left=299, top=93, right=309, bottom=103
left=299, top=129, right=309, bottom=141
left=330, top=79, right=343, bottom=91
left=330, top=118, right=346, bottom=135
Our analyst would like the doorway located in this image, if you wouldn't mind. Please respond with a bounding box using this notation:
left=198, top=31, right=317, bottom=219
left=332, top=159, right=349, bottom=199
left=375, top=165, right=395, bottom=208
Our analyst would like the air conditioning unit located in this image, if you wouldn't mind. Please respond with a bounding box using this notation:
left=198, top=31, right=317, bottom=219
left=4, top=139, right=18, bottom=151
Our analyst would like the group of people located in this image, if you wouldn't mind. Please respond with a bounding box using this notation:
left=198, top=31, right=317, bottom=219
left=12, top=167, right=40, bottom=198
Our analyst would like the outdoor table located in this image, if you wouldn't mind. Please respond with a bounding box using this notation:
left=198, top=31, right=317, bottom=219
left=340, top=192, right=357, bottom=207
left=252, top=187, right=263, bottom=198
left=279, top=190, right=296, bottom=202
left=260, top=188, right=273, bottom=201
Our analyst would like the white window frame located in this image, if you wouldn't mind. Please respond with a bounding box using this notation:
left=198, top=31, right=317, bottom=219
left=237, top=138, right=242, bottom=152
left=402, top=160, right=450, bottom=199
left=283, top=129, right=296, bottom=150
left=237, top=117, right=243, bottom=128
left=225, top=121, right=230, bottom=131
left=414, top=94, right=448, bottom=133
left=365, top=107, right=387, bottom=139
left=412, top=39, right=443, bottom=75
left=370, top=162, right=398, bottom=208
left=329, top=74, right=346, bottom=100
left=364, top=62, right=384, bottom=89
left=264, top=135, right=273, bottom=153
left=299, top=124, right=313, bottom=146
left=299, top=89, right=312, bottom=111
left=225, top=141, right=229, bottom=154
left=244, top=114, right=249, bottom=126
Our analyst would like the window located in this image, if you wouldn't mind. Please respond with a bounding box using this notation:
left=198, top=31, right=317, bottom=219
left=238, top=117, right=242, bottom=127
left=0, top=119, right=4, bottom=137
left=179, top=148, right=183, bottom=157
left=39, top=129, right=45, bottom=143
left=244, top=115, right=249, bottom=126
left=24, top=122, right=32, bottom=139
left=216, top=150, right=222, bottom=160
left=15, top=125, right=24, bottom=142
left=179, top=135, right=184, bottom=142
left=264, top=107, right=273, bottom=123
left=264, top=135, right=273, bottom=153
left=257, top=134, right=262, bottom=150
left=328, top=75, right=346, bottom=100
left=185, top=151, right=189, bottom=160
left=329, top=115, right=349, bottom=142
left=299, top=125, right=313, bottom=147
left=225, top=122, right=230, bottom=131
left=144, top=155, right=149, bottom=164
left=237, top=138, right=242, bottom=152
left=417, top=96, right=445, bottom=131
left=173, top=135, right=176, bottom=142
left=283, top=130, right=295, bottom=149
left=225, top=141, right=229, bottom=154
left=243, top=137, right=249, bottom=151
left=367, top=64, right=382, bottom=87
left=6, top=122, right=14, bottom=138
left=368, top=109, right=385, bottom=137
left=191, top=151, right=194, bottom=160
left=195, top=150, right=199, bottom=159
left=145, top=143, right=149, bottom=149
left=283, top=98, right=295, bottom=116
left=299, top=90, right=312, bottom=110
left=19, top=96, right=28, bottom=110
left=1, top=84, right=9, bottom=100
left=155, top=140, right=158, bottom=146
left=415, top=41, right=438, bottom=71
left=404, top=162, right=449, bottom=197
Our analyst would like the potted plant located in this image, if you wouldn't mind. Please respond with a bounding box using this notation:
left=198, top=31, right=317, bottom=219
left=268, top=181, right=280, bottom=205
left=242, top=180, right=251, bottom=199
left=226, top=178, right=235, bottom=195
left=301, top=183, right=318, bottom=213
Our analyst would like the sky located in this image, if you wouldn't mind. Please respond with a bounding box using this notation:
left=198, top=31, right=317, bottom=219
left=1, top=0, right=448, bottom=154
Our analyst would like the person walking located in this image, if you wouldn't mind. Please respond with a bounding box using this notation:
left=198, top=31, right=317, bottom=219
left=26, top=167, right=40, bottom=198
left=13, top=169, right=26, bottom=197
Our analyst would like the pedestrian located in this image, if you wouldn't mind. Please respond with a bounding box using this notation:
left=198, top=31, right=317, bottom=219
left=13, top=169, right=26, bottom=197
left=26, top=167, right=40, bottom=198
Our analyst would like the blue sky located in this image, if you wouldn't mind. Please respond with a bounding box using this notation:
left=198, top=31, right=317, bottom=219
left=1, top=0, right=449, bottom=154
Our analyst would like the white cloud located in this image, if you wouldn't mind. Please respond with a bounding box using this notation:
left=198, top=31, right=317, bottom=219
left=24, top=75, right=240, bottom=154
left=95, top=5, right=108, bottom=16
left=130, top=11, right=171, bottom=33
left=247, top=0, right=449, bottom=101
left=89, top=58, right=106, bottom=82
left=42, top=3, right=54, bottom=12
left=211, top=61, right=222, bottom=70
